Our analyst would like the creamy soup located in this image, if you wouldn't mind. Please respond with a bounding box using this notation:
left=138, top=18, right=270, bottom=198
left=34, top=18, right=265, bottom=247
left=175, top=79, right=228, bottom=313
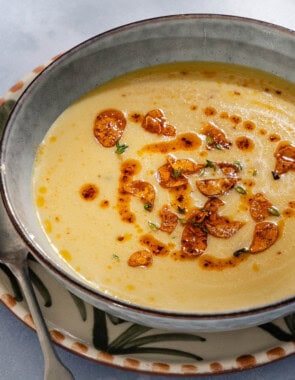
left=33, top=62, right=295, bottom=312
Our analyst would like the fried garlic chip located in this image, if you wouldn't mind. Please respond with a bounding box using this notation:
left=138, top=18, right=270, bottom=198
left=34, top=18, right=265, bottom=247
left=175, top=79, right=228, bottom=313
left=181, top=222, right=208, bottom=257
left=202, top=122, right=232, bottom=150
left=128, top=250, right=153, bottom=267
left=142, top=109, right=176, bottom=136
left=93, top=109, right=126, bottom=147
left=196, top=178, right=239, bottom=197
left=159, top=205, right=178, bottom=234
left=157, top=163, right=188, bottom=188
left=249, top=193, right=273, bottom=222
left=167, top=155, right=204, bottom=175
left=123, top=180, right=156, bottom=211
left=273, top=142, right=295, bottom=178
left=205, top=218, right=245, bottom=239
left=250, top=222, right=279, bottom=253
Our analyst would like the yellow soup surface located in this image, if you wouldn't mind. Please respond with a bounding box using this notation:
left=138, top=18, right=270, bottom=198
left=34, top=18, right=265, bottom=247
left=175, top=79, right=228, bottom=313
left=33, top=62, right=295, bottom=312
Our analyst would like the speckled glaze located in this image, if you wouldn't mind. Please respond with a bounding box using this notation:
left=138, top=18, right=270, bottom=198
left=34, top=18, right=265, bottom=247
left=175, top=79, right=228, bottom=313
left=1, top=15, right=295, bottom=332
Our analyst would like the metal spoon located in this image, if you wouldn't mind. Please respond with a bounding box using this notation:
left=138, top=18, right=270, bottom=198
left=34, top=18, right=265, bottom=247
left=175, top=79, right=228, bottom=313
left=0, top=198, right=74, bottom=380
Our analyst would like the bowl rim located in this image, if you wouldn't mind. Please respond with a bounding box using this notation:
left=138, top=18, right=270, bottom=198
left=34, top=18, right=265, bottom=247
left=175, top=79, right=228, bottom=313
left=1, top=13, right=295, bottom=323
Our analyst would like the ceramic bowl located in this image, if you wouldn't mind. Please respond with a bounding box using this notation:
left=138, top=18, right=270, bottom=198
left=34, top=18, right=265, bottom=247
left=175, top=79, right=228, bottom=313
left=1, top=15, right=295, bottom=332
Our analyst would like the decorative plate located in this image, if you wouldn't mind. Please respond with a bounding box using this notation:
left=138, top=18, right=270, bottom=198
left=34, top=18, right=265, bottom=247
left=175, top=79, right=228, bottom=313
left=0, top=59, right=295, bottom=377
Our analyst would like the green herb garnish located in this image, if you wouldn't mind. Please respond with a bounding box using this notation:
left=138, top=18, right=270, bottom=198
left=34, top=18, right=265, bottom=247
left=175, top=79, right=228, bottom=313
left=112, top=254, right=120, bottom=260
left=144, top=202, right=152, bottom=211
left=148, top=221, right=159, bottom=231
left=252, top=169, right=258, bottom=176
left=233, top=248, right=249, bottom=257
left=115, top=140, right=128, bottom=154
left=206, top=136, right=223, bottom=150
left=172, top=168, right=181, bottom=178
left=177, top=206, right=186, bottom=214
left=268, top=206, right=280, bottom=217
left=178, top=218, right=187, bottom=224
left=233, top=160, right=243, bottom=171
left=191, top=221, right=202, bottom=227
left=206, top=135, right=214, bottom=145
left=215, top=143, right=223, bottom=150
left=205, top=159, right=216, bottom=171
left=199, top=167, right=206, bottom=176
left=272, top=171, right=280, bottom=180
left=234, top=185, right=247, bottom=195
left=202, top=226, right=209, bottom=233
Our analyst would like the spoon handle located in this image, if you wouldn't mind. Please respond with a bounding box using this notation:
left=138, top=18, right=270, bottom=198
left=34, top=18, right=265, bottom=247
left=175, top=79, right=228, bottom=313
left=8, top=256, right=74, bottom=380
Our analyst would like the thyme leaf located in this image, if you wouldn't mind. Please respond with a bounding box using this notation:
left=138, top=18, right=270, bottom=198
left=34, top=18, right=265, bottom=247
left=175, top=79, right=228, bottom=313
left=234, top=185, right=247, bottom=195
left=144, top=202, right=152, bottom=211
left=172, top=168, right=181, bottom=178
left=233, top=160, right=243, bottom=171
left=215, top=143, right=223, bottom=150
left=190, top=221, right=202, bottom=227
left=206, top=135, right=214, bottom=145
left=148, top=221, right=159, bottom=231
left=115, top=140, right=128, bottom=154
left=268, top=207, right=280, bottom=217
left=177, top=206, right=186, bottom=214
left=205, top=159, right=216, bottom=171
left=272, top=171, right=280, bottom=180
left=233, top=248, right=249, bottom=257
left=199, top=167, right=206, bottom=176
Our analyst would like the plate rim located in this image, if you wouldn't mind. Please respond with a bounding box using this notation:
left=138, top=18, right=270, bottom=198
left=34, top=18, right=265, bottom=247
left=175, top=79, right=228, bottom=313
left=0, top=46, right=295, bottom=376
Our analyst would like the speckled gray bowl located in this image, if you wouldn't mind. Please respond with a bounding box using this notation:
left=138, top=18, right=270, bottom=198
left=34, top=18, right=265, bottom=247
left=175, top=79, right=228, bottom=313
left=1, top=15, right=295, bottom=332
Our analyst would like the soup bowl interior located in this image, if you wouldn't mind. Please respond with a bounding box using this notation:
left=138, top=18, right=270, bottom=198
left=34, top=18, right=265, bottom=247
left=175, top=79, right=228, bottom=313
left=1, top=15, right=295, bottom=332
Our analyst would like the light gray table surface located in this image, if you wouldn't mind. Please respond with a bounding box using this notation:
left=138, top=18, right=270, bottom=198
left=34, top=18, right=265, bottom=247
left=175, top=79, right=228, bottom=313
left=0, top=0, right=295, bottom=379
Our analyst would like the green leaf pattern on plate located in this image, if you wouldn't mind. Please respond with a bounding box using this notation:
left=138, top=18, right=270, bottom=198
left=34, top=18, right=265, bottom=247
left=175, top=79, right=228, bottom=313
left=69, top=292, right=87, bottom=321
left=259, top=315, right=295, bottom=342
left=93, top=316, right=205, bottom=360
left=0, top=263, right=23, bottom=302
left=92, top=308, right=109, bottom=351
